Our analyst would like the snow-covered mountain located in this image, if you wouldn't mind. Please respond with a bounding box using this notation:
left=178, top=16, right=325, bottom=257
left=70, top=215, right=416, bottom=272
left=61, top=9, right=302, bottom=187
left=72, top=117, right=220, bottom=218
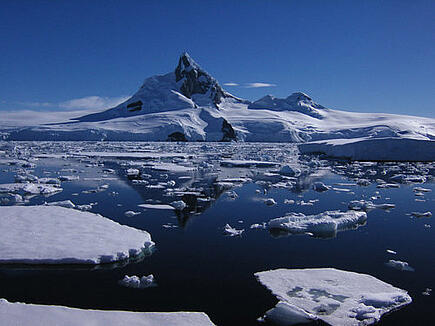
left=1, top=53, right=434, bottom=144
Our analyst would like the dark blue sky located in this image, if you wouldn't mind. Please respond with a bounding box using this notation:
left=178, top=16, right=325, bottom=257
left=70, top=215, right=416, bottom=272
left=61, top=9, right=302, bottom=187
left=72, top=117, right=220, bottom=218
left=1, top=0, right=434, bottom=117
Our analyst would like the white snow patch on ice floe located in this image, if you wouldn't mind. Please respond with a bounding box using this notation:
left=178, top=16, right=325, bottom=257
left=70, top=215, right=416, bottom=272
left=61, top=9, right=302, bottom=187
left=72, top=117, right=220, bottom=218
left=260, top=301, right=317, bottom=325
left=255, top=268, right=412, bottom=326
left=0, top=206, right=154, bottom=264
left=0, top=299, right=215, bottom=326
left=268, top=210, right=367, bottom=238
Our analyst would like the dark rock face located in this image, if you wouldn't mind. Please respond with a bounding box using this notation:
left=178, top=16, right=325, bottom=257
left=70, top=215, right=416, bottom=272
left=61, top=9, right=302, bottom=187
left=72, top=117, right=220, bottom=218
left=174, top=53, right=228, bottom=105
left=127, top=100, right=143, bottom=112
left=221, top=119, right=236, bottom=142
left=167, top=131, right=187, bottom=142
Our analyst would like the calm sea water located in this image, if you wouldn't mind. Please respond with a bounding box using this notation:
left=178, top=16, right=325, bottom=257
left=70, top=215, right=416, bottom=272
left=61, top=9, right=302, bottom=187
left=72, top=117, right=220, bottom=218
left=0, top=142, right=433, bottom=325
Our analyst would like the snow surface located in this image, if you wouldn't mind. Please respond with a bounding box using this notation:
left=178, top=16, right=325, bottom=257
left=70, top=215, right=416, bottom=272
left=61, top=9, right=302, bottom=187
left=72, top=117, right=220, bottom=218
left=255, top=268, right=412, bottom=326
left=0, top=206, right=154, bottom=264
left=0, top=299, right=215, bottom=326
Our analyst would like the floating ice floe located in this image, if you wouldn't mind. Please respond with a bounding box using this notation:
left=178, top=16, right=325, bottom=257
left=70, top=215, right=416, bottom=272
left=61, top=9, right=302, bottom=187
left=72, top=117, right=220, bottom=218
left=299, top=137, right=435, bottom=162
left=0, top=299, right=215, bottom=326
left=138, top=203, right=175, bottom=210
left=386, top=249, right=397, bottom=255
left=150, top=162, right=196, bottom=173
left=413, top=187, right=431, bottom=193
left=0, top=183, right=62, bottom=195
left=223, top=224, right=244, bottom=236
left=220, top=159, right=278, bottom=168
left=255, top=268, right=412, bottom=326
left=268, top=210, right=367, bottom=238
left=386, top=260, right=415, bottom=272
left=410, top=211, right=432, bottom=218
left=124, top=210, right=141, bottom=217
left=120, top=274, right=156, bottom=288
left=0, top=206, right=154, bottom=264
left=348, top=200, right=395, bottom=211
left=59, top=175, right=79, bottom=182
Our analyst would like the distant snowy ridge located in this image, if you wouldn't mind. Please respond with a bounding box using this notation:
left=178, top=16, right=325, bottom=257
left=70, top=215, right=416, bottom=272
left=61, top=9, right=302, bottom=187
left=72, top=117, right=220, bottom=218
left=1, top=53, right=434, bottom=147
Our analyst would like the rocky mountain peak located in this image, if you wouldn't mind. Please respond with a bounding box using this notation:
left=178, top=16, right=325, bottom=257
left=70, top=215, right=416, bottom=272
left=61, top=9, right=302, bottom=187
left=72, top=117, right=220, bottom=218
left=174, top=52, right=228, bottom=105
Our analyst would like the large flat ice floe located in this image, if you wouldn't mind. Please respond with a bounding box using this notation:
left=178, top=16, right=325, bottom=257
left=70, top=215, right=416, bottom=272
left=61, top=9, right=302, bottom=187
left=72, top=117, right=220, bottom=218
left=299, top=137, right=435, bottom=162
left=0, top=299, right=215, bottom=326
left=0, top=206, right=154, bottom=264
left=268, top=210, right=367, bottom=238
left=256, top=268, right=412, bottom=326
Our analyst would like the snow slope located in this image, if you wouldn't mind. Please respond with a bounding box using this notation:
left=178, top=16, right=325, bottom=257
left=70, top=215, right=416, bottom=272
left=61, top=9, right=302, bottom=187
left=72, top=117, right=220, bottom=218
left=0, top=299, right=215, bottom=326
left=2, top=53, right=434, bottom=146
left=0, top=206, right=154, bottom=264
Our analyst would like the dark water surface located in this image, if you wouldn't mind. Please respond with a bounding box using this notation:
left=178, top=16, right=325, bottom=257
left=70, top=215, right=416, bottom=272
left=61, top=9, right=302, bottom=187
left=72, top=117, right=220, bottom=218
left=0, top=142, right=433, bottom=325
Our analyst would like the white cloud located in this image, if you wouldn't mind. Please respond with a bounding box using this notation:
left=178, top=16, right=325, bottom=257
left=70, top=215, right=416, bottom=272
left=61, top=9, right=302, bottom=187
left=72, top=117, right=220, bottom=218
left=59, top=96, right=129, bottom=110
left=244, top=82, right=276, bottom=88
left=22, top=95, right=129, bottom=111
left=223, top=82, right=239, bottom=86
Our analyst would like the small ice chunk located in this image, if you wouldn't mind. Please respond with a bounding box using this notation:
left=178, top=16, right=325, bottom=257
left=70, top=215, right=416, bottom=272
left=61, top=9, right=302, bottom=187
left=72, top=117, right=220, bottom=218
left=171, top=200, right=187, bottom=211
left=284, top=199, right=295, bottom=205
left=386, top=260, right=415, bottom=272
left=413, top=187, right=431, bottom=193
left=124, top=211, right=141, bottom=217
left=46, top=200, right=76, bottom=209
left=223, top=224, right=244, bottom=237
left=386, top=249, right=397, bottom=255
left=313, top=182, right=330, bottom=192
left=250, top=223, right=267, bottom=229
left=279, top=165, right=301, bottom=177
left=126, top=168, right=140, bottom=177
left=120, top=274, right=156, bottom=288
left=422, top=288, right=432, bottom=296
left=265, top=198, right=277, bottom=206
left=59, top=175, right=79, bottom=182
left=268, top=210, right=367, bottom=238
left=410, top=211, right=432, bottom=218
